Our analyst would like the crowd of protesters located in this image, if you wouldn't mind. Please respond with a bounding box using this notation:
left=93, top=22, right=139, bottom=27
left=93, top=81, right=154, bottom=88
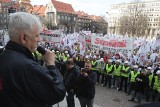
left=32, top=41, right=160, bottom=105
left=1, top=12, right=159, bottom=107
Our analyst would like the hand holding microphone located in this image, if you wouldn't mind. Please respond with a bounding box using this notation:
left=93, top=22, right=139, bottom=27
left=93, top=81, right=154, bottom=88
left=37, top=46, right=55, bottom=66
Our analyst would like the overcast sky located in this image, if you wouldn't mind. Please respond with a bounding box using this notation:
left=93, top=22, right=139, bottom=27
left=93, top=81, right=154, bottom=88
left=31, top=0, right=138, bottom=16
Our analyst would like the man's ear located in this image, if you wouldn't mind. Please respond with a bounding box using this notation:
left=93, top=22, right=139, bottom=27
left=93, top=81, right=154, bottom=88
left=20, top=33, right=27, bottom=44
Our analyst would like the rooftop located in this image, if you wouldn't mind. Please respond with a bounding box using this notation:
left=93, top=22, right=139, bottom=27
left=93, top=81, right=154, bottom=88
left=51, top=0, right=75, bottom=14
left=32, top=5, right=46, bottom=16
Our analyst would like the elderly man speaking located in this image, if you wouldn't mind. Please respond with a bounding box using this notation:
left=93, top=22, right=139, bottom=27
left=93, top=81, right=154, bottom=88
left=0, top=12, right=66, bottom=107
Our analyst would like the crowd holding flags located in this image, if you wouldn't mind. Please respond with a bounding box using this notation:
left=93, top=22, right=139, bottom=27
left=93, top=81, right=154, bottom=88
left=0, top=29, right=160, bottom=105
left=0, top=29, right=160, bottom=64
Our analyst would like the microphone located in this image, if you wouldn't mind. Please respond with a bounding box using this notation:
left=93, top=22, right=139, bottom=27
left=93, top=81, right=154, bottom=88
left=37, top=46, right=46, bottom=55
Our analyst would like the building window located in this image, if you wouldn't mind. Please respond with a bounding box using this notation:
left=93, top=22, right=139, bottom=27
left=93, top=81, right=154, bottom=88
left=57, top=15, right=60, bottom=19
left=4, top=14, right=6, bottom=17
left=68, top=16, right=71, bottom=21
left=61, top=16, right=64, bottom=20
left=4, top=19, right=6, bottom=23
left=65, top=16, right=67, bottom=20
left=74, top=17, right=76, bottom=21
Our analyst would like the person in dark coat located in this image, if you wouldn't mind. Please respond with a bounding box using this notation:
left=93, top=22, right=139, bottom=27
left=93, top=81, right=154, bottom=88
left=0, top=47, right=4, bottom=53
left=152, top=70, right=160, bottom=102
left=154, top=63, right=160, bottom=75
left=135, top=103, right=160, bottom=107
left=129, top=69, right=149, bottom=103
left=0, top=12, right=66, bottom=107
left=76, top=61, right=97, bottom=107
left=145, top=67, right=154, bottom=102
left=64, top=60, right=80, bottom=107
left=60, top=59, right=67, bottom=76
left=77, top=56, right=85, bottom=69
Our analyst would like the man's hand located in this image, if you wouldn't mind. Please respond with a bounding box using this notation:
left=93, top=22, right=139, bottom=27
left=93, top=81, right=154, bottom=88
left=83, top=72, right=88, bottom=77
left=42, top=49, right=55, bottom=66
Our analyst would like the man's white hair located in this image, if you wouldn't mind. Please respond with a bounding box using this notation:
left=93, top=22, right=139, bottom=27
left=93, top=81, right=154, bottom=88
left=8, top=12, right=42, bottom=40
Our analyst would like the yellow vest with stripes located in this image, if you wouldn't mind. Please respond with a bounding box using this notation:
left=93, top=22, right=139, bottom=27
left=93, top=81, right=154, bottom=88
left=130, top=71, right=140, bottom=82
left=105, top=64, right=113, bottom=76
left=114, top=65, right=121, bottom=76
left=121, top=66, right=130, bottom=77
left=91, top=61, right=97, bottom=70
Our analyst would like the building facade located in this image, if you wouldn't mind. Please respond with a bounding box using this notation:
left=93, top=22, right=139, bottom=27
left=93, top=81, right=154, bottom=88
left=45, top=0, right=77, bottom=33
left=45, top=0, right=107, bottom=34
left=108, top=0, right=160, bottom=38
left=1, top=0, right=108, bottom=34
left=89, top=15, right=108, bottom=34
left=75, top=11, right=92, bottom=32
left=0, top=0, right=13, bottom=30
left=0, top=0, right=24, bottom=30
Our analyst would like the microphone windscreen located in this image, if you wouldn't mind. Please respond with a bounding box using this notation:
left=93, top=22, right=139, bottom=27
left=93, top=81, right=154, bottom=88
left=37, top=46, right=46, bottom=55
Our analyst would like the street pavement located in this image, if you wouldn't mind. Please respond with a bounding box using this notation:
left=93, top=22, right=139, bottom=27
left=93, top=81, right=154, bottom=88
left=53, top=95, right=100, bottom=107
left=53, top=84, right=149, bottom=107
left=94, top=84, right=137, bottom=107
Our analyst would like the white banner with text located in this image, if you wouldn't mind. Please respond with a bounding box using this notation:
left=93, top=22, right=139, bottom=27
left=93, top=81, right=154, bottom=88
left=91, top=35, right=133, bottom=54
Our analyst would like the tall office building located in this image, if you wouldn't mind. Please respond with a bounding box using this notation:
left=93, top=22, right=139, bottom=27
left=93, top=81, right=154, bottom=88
left=108, top=0, right=160, bottom=38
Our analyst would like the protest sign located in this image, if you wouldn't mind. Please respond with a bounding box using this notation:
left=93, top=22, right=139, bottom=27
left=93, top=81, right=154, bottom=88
left=91, top=35, right=133, bottom=54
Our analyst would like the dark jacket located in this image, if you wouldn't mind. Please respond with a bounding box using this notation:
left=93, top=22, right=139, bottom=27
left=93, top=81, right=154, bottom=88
left=154, top=67, right=160, bottom=75
left=135, top=74, right=149, bottom=92
left=77, top=61, right=85, bottom=69
left=63, top=66, right=80, bottom=92
left=60, top=61, right=67, bottom=76
left=76, top=70, right=97, bottom=100
left=0, top=41, right=66, bottom=107
left=0, top=47, right=4, bottom=53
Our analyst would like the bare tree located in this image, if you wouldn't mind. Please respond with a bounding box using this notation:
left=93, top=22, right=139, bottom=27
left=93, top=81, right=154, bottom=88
left=92, top=16, right=108, bottom=34
left=119, top=16, right=130, bottom=35
left=118, top=0, right=148, bottom=37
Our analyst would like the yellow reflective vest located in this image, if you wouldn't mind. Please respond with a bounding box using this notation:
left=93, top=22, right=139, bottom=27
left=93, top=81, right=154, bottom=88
left=149, top=73, right=154, bottom=86
left=114, top=65, right=121, bottom=76
left=76, top=57, right=80, bottom=61
left=130, top=71, right=140, bottom=82
left=91, top=61, right=97, bottom=70
left=153, top=76, right=160, bottom=93
left=63, top=56, right=68, bottom=61
left=105, top=64, right=113, bottom=76
left=121, top=66, right=130, bottom=77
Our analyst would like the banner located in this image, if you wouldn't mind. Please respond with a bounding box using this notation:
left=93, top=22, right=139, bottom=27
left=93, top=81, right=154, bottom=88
left=91, top=35, right=133, bottom=54
left=154, top=34, right=160, bottom=48
left=80, top=31, right=91, bottom=43
left=40, top=30, right=61, bottom=45
left=78, top=33, right=86, bottom=55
